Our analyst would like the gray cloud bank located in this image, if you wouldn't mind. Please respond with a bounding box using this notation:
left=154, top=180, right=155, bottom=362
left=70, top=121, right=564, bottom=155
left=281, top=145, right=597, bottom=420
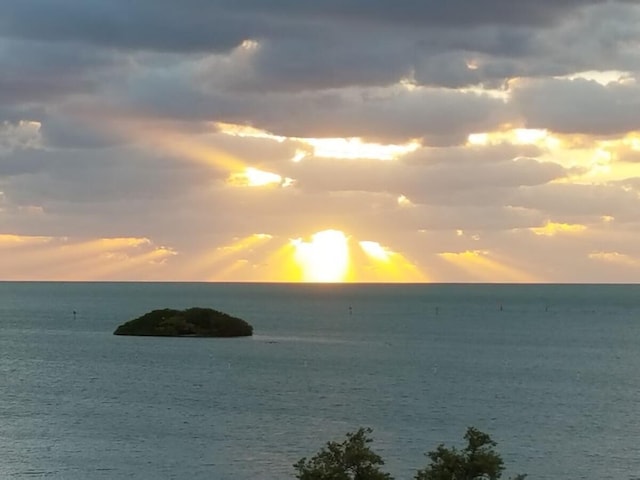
left=2, top=0, right=640, bottom=280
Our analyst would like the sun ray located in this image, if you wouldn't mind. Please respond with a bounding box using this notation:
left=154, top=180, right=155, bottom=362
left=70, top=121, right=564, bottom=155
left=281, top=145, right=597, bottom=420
left=72, top=247, right=176, bottom=280
left=1, top=230, right=426, bottom=282
left=209, top=259, right=253, bottom=281
left=183, top=234, right=273, bottom=280
left=438, top=250, right=538, bottom=283
left=260, top=241, right=305, bottom=282
left=0, top=235, right=172, bottom=280
left=357, top=240, right=427, bottom=282
left=83, top=113, right=294, bottom=188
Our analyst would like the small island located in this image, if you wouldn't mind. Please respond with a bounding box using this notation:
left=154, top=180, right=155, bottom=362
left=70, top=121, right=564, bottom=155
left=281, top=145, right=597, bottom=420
left=113, top=307, right=253, bottom=337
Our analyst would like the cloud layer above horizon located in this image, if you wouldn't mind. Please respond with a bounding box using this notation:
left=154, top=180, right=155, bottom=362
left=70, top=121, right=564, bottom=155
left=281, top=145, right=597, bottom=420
left=2, top=0, right=640, bottom=282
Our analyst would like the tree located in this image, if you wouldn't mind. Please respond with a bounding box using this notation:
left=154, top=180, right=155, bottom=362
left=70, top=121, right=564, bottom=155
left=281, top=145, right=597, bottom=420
left=294, top=427, right=526, bottom=480
left=293, top=427, right=394, bottom=480
left=414, top=427, right=525, bottom=480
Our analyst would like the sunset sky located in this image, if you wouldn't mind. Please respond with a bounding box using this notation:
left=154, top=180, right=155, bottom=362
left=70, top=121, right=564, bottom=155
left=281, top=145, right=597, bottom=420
left=2, top=1, right=640, bottom=282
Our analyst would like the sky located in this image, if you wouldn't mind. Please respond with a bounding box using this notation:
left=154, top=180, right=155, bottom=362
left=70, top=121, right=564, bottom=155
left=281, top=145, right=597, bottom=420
left=2, top=0, right=640, bottom=283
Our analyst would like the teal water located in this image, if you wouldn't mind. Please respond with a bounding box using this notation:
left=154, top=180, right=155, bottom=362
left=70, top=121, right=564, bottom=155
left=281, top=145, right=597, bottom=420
left=1, top=282, right=639, bottom=479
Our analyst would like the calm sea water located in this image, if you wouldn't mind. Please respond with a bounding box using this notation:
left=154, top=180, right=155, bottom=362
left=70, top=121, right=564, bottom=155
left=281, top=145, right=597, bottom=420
left=1, top=282, right=639, bottom=479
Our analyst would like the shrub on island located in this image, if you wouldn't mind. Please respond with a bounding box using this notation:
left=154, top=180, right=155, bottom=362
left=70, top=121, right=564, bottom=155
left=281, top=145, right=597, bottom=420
left=113, top=307, right=253, bottom=337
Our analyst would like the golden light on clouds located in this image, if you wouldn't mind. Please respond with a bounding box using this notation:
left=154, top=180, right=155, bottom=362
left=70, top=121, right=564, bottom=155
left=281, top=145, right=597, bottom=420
left=227, top=167, right=293, bottom=187
left=560, top=70, right=633, bottom=85
left=628, top=134, right=640, bottom=150
left=0, top=233, right=53, bottom=248
left=464, top=126, right=640, bottom=183
left=513, top=129, right=548, bottom=145
left=215, top=121, right=420, bottom=161
left=464, top=127, right=640, bottom=184
left=0, top=235, right=174, bottom=280
left=588, top=251, right=640, bottom=267
left=467, top=128, right=560, bottom=148
left=397, top=195, right=413, bottom=207
left=439, top=250, right=539, bottom=282
left=530, top=222, right=587, bottom=236
left=302, top=137, right=420, bottom=161
left=214, top=122, right=284, bottom=141
left=466, top=133, right=489, bottom=145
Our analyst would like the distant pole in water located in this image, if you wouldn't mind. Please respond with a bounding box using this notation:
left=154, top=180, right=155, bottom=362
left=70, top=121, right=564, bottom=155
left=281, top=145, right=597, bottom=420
left=499, top=303, right=503, bottom=311
left=348, top=305, right=352, bottom=315
left=73, top=310, right=77, bottom=319
left=435, top=306, right=439, bottom=315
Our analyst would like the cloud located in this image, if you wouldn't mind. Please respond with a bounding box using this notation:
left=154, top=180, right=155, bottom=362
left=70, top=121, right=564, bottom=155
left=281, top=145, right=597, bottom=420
left=2, top=0, right=640, bottom=281
left=283, top=150, right=566, bottom=205
left=0, top=38, right=123, bottom=110
left=512, top=77, right=640, bottom=135
left=2, top=0, right=623, bottom=53
left=1, top=2, right=249, bottom=53
left=513, top=183, right=640, bottom=222
left=0, top=121, right=41, bottom=157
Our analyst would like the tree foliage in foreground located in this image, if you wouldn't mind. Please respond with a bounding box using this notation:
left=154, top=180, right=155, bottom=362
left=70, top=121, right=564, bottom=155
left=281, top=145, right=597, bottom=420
left=415, top=426, right=526, bottom=480
left=294, top=426, right=526, bottom=480
left=294, top=427, right=393, bottom=480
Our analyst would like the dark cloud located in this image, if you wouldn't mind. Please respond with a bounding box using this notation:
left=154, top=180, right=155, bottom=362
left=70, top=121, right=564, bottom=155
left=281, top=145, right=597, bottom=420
left=1, top=2, right=249, bottom=53
left=243, top=87, right=509, bottom=144
left=512, top=77, right=640, bottom=135
left=38, top=116, right=126, bottom=149
left=114, top=74, right=510, bottom=143
left=3, top=1, right=638, bottom=94
left=230, top=35, right=412, bottom=92
left=1, top=146, right=221, bottom=206
left=0, top=39, right=124, bottom=107
left=2, top=0, right=623, bottom=54
left=193, top=1, right=630, bottom=29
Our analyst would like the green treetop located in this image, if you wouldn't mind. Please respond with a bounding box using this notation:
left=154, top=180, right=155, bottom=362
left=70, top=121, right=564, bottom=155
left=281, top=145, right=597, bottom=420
left=294, top=427, right=526, bottom=480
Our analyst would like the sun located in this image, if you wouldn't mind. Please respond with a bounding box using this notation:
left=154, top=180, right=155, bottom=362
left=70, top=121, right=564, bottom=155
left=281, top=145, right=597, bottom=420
left=291, top=230, right=350, bottom=282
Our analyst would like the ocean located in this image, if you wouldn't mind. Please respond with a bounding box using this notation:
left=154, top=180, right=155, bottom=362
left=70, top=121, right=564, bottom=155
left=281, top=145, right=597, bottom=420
left=1, top=282, right=639, bottom=479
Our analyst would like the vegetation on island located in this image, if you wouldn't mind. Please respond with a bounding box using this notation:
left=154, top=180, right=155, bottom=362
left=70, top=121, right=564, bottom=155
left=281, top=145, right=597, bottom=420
left=113, top=307, right=253, bottom=337
left=294, top=427, right=526, bottom=480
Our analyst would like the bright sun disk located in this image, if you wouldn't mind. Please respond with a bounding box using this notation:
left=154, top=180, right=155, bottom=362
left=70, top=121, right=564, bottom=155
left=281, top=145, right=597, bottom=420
left=292, top=230, right=349, bottom=282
